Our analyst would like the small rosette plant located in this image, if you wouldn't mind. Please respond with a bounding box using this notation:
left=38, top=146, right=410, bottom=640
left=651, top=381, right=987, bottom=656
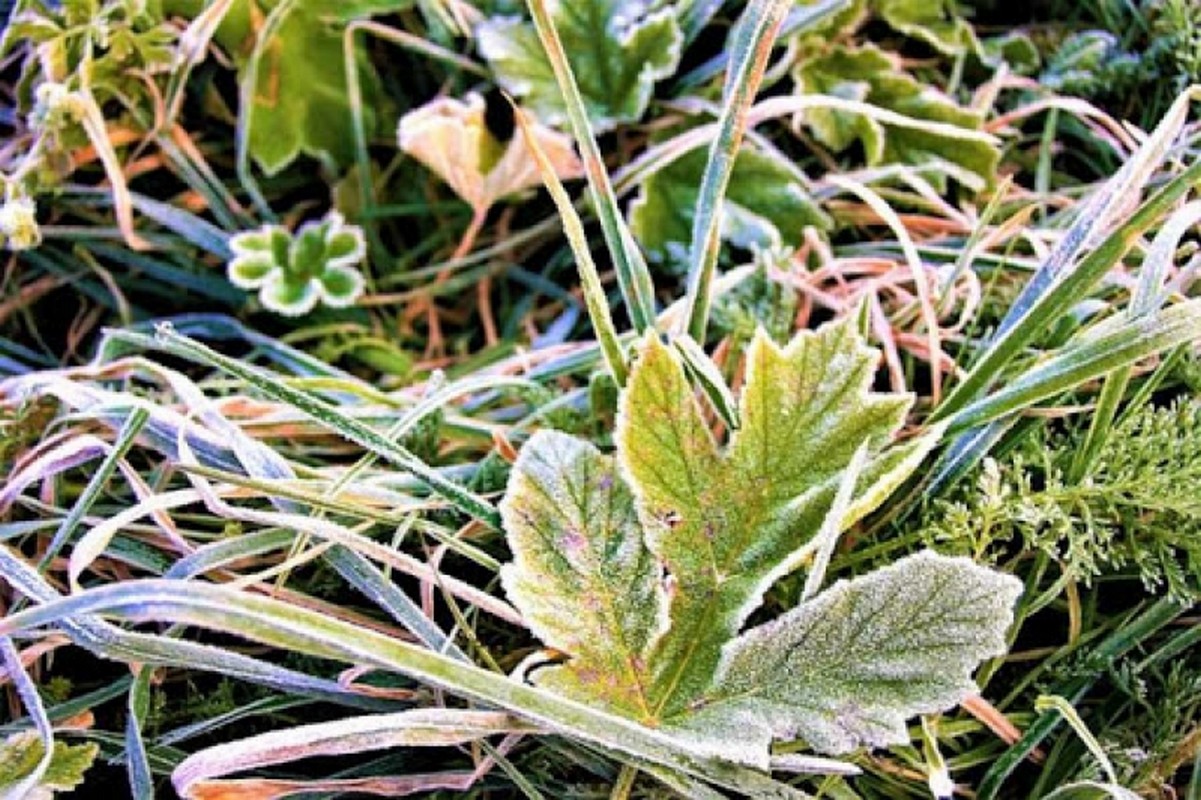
left=227, top=211, right=366, bottom=316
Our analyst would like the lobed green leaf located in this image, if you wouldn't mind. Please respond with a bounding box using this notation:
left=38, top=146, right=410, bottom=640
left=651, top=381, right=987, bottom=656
left=477, top=0, right=683, bottom=133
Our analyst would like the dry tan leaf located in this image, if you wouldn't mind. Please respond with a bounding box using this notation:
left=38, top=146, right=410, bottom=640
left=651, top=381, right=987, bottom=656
left=398, top=93, right=581, bottom=213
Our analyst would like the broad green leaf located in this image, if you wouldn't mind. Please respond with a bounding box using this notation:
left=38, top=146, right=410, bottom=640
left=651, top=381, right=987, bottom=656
left=476, top=0, right=684, bottom=132
left=619, top=319, right=930, bottom=711
left=793, top=0, right=976, bottom=55
left=629, top=143, right=831, bottom=269
left=164, top=0, right=414, bottom=174
left=794, top=0, right=867, bottom=41
left=499, top=430, right=666, bottom=720
left=0, top=732, right=99, bottom=798
left=875, top=0, right=976, bottom=55
left=980, top=31, right=1040, bottom=74
left=497, top=319, right=1017, bottom=766
left=668, top=551, right=1022, bottom=759
left=793, top=43, right=999, bottom=189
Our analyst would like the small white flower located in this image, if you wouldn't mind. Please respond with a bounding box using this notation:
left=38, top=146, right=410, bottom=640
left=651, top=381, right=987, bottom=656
left=0, top=196, right=41, bottom=251
left=30, top=82, right=87, bottom=133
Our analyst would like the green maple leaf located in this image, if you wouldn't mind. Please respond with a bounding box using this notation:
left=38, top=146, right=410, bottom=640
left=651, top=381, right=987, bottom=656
left=500, top=318, right=1021, bottom=761
left=476, top=0, right=684, bottom=132
left=793, top=43, right=999, bottom=188
left=617, top=319, right=936, bottom=712
left=165, top=0, right=412, bottom=175
left=628, top=143, right=831, bottom=268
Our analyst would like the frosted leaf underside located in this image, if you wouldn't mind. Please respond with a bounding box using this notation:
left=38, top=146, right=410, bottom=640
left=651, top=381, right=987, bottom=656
left=667, top=551, right=1023, bottom=761
left=499, top=430, right=665, bottom=720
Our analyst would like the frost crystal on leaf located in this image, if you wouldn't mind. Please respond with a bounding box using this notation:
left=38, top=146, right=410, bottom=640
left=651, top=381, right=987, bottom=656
left=667, top=551, right=1023, bottom=761
left=499, top=430, right=666, bottom=720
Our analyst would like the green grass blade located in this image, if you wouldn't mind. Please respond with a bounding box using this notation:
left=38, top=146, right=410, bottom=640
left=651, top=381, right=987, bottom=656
left=125, top=668, right=155, bottom=800
left=948, top=299, right=1201, bottom=430
left=39, top=406, right=149, bottom=572
left=673, top=337, right=740, bottom=431
left=1069, top=199, right=1201, bottom=479
left=934, top=89, right=1201, bottom=420
left=976, top=598, right=1186, bottom=800
left=681, top=0, right=846, bottom=341
left=1034, top=696, right=1118, bottom=786
left=524, top=0, right=658, bottom=332
left=0, top=581, right=813, bottom=797
left=677, top=0, right=726, bottom=44
left=512, top=102, right=628, bottom=385
left=324, top=546, right=470, bottom=661
left=113, top=325, right=501, bottom=529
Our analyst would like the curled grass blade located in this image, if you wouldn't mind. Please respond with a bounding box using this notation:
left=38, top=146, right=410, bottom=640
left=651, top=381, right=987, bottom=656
left=172, top=709, right=535, bottom=799
left=74, top=88, right=152, bottom=251
left=826, top=173, right=943, bottom=404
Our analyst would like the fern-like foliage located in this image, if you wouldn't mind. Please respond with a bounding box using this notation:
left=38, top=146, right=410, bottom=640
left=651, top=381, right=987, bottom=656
left=922, top=399, right=1201, bottom=601
left=1034, top=0, right=1201, bottom=125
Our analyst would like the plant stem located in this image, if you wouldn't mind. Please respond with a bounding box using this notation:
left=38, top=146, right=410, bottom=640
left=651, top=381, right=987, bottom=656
left=610, top=764, right=639, bottom=800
